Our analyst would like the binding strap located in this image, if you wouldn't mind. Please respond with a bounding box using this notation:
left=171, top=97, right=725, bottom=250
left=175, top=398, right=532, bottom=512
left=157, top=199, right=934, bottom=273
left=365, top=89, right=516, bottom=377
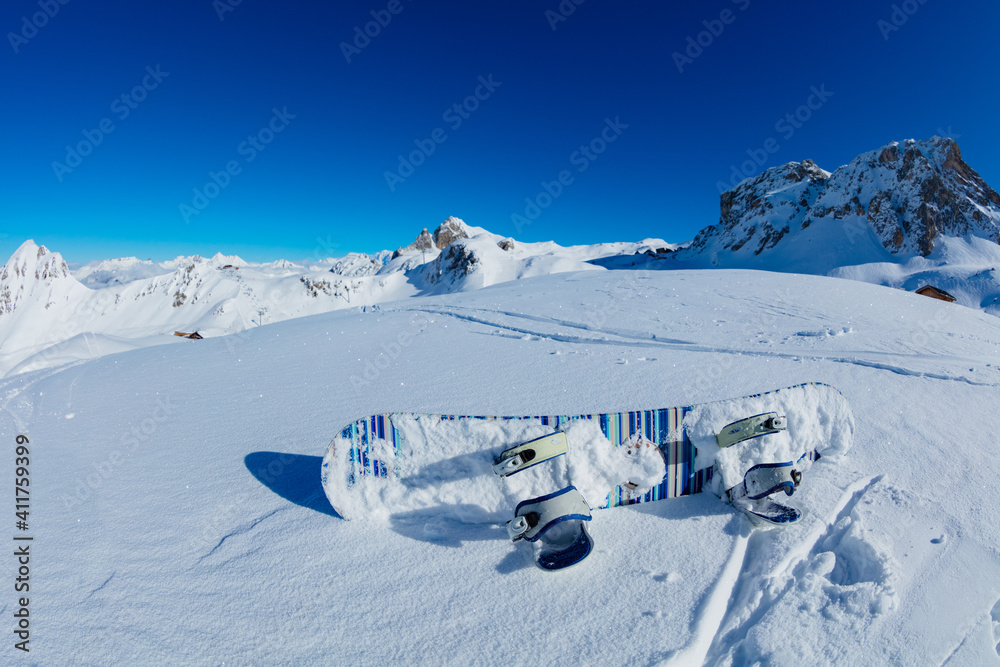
left=506, top=486, right=592, bottom=542
left=735, top=461, right=802, bottom=501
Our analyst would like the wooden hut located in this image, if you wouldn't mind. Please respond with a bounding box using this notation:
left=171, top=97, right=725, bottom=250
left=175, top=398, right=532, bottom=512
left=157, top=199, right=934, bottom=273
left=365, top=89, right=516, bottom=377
left=915, top=285, right=957, bottom=303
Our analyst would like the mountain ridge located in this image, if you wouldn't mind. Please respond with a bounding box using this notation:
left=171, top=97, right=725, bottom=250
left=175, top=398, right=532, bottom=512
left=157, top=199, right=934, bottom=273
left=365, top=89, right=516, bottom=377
left=656, top=136, right=1000, bottom=312
left=0, top=219, right=667, bottom=376
left=672, top=137, right=1000, bottom=269
left=5, top=136, right=1000, bottom=376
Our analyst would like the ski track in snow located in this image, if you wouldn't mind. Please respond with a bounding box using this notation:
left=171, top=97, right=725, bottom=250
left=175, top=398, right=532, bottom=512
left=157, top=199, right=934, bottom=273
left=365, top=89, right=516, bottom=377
left=408, top=305, right=697, bottom=347
left=838, top=359, right=994, bottom=386
left=0, top=361, right=90, bottom=430
left=663, top=525, right=752, bottom=666
left=703, top=474, right=884, bottom=663
left=992, top=598, right=1000, bottom=657
left=402, top=305, right=1000, bottom=388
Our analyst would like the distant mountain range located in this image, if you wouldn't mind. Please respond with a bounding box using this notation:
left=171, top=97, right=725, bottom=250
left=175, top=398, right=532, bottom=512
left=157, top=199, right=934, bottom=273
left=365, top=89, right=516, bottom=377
left=3, top=136, right=999, bottom=377
left=0, top=218, right=667, bottom=376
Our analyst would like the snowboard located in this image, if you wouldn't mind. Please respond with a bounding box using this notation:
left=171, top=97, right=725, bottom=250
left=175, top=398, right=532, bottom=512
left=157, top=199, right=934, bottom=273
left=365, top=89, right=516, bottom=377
left=321, top=382, right=854, bottom=525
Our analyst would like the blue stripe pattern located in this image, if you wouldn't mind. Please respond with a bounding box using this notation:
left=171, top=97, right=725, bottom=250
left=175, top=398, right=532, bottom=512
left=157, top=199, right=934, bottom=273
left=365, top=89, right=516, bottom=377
left=339, top=407, right=710, bottom=510
left=334, top=384, right=838, bottom=510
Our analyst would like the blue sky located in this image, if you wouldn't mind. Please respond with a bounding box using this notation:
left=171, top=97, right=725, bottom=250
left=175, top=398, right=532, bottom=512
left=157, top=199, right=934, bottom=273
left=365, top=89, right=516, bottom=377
left=2, top=0, right=998, bottom=263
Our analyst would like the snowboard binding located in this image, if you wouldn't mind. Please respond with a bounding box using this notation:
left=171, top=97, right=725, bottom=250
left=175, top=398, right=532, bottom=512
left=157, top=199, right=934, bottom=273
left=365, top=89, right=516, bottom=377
left=717, top=412, right=787, bottom=448
left=496, top=433, right=594, bottom=571
left=506, top=486, right=594, bottom=571
left=492, top=432, right=568, bottom=477
left=727, top=461, right=804, bottom=525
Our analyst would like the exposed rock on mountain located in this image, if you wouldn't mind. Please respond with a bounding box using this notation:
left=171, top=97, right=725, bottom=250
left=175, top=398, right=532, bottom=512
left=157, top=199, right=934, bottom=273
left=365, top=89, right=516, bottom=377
left=327, top=253, right=383, bottom=277
left=0, top=241, right=75, bottom=315
left=674, top=137, right=1000, bottom=271
left=401, top=216, right=472, bottom=254
left=431, top=216, right=470, bottom=249
left=407, top=228, right=435, bottom=253
left=422, top=241, right=481, bottom=287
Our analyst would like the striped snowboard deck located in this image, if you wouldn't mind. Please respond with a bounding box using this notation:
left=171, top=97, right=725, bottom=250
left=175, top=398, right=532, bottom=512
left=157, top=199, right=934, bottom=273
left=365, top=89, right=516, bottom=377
left=323, top=383, right=852, bottom=520
left=336, top=407, right=711, bottom=511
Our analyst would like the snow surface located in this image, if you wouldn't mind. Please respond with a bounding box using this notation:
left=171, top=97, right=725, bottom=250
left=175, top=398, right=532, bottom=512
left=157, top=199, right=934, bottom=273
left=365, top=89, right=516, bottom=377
left=3, top=267, right=1000, bottom=664
left=832, top=235, right=1000, bottom=317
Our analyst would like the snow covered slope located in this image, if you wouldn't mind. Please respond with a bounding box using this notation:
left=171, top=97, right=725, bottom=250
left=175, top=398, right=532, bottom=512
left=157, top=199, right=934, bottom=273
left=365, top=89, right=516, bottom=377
left=831, top=235, right=1000, bottom=316
left=2, top=268, right=999, bottom=664
left=0, top=218, right=668, bottom=376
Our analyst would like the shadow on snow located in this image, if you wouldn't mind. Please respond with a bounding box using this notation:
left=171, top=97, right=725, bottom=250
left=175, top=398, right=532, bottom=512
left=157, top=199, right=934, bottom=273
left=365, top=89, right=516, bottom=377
left=245, top=451, right=341, bottom=518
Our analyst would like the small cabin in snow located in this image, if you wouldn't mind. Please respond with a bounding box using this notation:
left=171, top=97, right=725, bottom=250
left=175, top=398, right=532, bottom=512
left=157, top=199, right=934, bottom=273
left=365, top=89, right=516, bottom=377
left=173, top=331, right=204, bottom=340
left=915, top=285, right=957, bottom=303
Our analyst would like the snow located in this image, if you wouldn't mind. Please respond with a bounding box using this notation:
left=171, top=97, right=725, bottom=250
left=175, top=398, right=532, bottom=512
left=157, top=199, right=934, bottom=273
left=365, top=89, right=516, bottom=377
left=660, top=138, right=1000, bottom=313
left=3, top=266, right=1000, bottom=664
left=322, top=414, right=688, bottom=522
left=0, top=228, right=666, bottom=378
left=832, top=235, right=1000, bottom=316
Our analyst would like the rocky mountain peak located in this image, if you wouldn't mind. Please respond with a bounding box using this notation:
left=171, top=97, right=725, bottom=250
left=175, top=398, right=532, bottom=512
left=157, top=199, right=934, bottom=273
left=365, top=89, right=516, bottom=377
left=0, top=240, right=75, bottom=316
left=407, top=228, right=435, bottom=253
left=821, top=136, right=1000, bottom=255
left=399, top=217, right=472, bottom=255
left=431, top=216, right=470, bottom=249
left=1, top=240, right=71, bottom=283
left=678, top=137, right=1000, bottom=267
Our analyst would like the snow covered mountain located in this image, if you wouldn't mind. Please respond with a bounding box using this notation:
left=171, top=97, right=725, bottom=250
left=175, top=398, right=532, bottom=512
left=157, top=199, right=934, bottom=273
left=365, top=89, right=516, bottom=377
left=0, top=241, right=78, bottom=315
left=0, top=217, right=668, bottom=376
left=663, top=137, right=1000, bottom=313
left=673, top=137, right=1000, bottom=267
left=6, top=138, right=999, bottom=378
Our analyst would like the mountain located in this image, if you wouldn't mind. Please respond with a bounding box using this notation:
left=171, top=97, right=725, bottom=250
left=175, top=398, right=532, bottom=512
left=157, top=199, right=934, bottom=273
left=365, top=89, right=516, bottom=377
left=664, top=137, right=1000, bottom=312
left=0, top=241, right=77, bottom=315
left=8, top=137, right=998, bottom=377
left=0, top=219, right=667, bottom=376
